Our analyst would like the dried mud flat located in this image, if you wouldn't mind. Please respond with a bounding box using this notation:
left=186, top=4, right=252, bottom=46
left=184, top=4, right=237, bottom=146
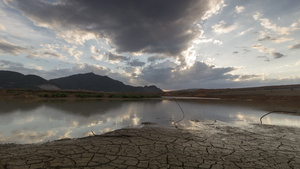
left=1, top=122, right=300, bottom=169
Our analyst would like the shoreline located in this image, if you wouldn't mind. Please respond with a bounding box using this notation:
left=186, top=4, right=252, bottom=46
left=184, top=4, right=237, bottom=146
left=1, top=122, right=299, bottom=168
left=2, top=88, right=300, bottom=101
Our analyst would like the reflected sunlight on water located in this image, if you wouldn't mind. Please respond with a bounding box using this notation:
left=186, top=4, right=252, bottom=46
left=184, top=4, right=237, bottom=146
left=0, top=98, right=299, bottom=144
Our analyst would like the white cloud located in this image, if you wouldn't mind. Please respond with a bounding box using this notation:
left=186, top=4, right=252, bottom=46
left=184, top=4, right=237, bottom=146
left=253, top=12, right=262, bottom=20
left=91, top=55, right=104, bottom=61
left=238, top=28, right=254, bottom=36
left=58, top=30, right=98, bottom=45
left=289, top=43, right=300, bottom=50
left=212, top=20, right=237, bottom=34
left=233, top=74, right=261, bottom=82
left=0, top=23, right=6, bottom=31
left=290, top=22, right=298, bottom=28
left=258, top=36, right=293, bottom=43
left=90, top=45, right=103, bottom=61
left=270, top=37, right=292, bottom=43
left=260, top=18, right=290, bottom=35
left=235, top=6, right=245, bottom=14
left=0, top=9, right=6, bottom=16
left=194, top=38, right=223, bottom=45
left=202, top=0, right=227, bottom=20
left=39, top=43, right=67, bottom=60
left=251, top=43, right=286, bottom=59
left=63, top=45, right=83, bottom=62
left=251, top=43, right=271, bottom=53
left=90, top=45, right=100, bottom=55
left=253, top=12, right=299, bottom=35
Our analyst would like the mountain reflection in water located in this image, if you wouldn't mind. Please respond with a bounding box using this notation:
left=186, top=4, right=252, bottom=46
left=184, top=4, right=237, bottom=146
left=0, top=98, right=299, bottom=144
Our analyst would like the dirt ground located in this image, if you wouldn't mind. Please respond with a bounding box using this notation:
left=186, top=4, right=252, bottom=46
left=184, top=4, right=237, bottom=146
left=1, top=121, right=299, bottom=169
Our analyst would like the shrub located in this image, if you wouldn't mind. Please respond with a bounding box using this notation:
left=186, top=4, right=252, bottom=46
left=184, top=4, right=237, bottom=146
left=95, top=94, right=104, bottom=98
left=51, top=93, right=67, bottom=97
left=75, top=93, right=104, bottom=98
left=38, top=93, right=49, bottom=98
left=109, top=93, right=160, bottom=98
left=108, top=94, right=120, bottom=98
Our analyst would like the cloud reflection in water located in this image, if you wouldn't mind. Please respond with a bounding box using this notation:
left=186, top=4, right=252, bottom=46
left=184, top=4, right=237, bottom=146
left=0, top=99, right=300, bottom=144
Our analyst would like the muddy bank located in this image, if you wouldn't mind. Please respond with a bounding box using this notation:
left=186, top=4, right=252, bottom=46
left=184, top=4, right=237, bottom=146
left=1, top=122, right=300, bottom=169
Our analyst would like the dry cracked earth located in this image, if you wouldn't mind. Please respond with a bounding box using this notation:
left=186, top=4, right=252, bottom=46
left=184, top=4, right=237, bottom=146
left=0, top=121, right=300, bottom=169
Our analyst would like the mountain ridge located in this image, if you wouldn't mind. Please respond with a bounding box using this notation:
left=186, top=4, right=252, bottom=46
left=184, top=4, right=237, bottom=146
left=0, top=70, right=49, bottom=89
left=0, top=70, right=163, bottom=92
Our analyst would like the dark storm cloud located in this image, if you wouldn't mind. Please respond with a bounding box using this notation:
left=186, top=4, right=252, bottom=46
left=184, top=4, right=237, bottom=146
left=0, top=39, right=28, bottom=55
left=0, top=39, right=64, bottom=59
left=106, top=52, right=129, bottom=62
left=140, top=67, right=173, bottom=83
left=242, top=49, right=250, bottom=55
left=0, top=60, right=24, bottom=70
left=290, top=43, right=300, bottom=50
left=147, top=55, right=166, bottom=62
left=257, top=56, right=270, bottom=62
left=138, top=61, right=237, bottom=88
left=271, top=52, right=286, bottom=59
left=43, top=51, right=61, bottom=58
left=258, top=36, right=272, bottom=41
left=9, top=0, right=222, bottom=56
left=127, top=59, right=145, bottom=67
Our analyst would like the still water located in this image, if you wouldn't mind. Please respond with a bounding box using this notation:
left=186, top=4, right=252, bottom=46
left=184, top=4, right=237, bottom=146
left=0, top=98, right=300, bottom=144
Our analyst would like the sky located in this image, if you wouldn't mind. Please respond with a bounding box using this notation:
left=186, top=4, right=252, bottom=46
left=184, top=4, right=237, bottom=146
left=0, top=0, right=300, bottom=90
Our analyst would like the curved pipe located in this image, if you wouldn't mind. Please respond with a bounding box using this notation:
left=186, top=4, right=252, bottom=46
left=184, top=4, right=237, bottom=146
left=173, top=97, right=185, bottom=126
left=260, top=111, right=297, bottom=124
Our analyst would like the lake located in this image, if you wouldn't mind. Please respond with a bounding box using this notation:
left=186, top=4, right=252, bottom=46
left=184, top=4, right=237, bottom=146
left=0, top=97, right=300, bottom=144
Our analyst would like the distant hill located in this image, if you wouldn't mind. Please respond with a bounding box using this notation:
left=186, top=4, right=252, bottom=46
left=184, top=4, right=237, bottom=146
left=49, top=73, right=163, bottom=92
left=165, top=84, right=300, bottom=100
left=0, top=70, right=51, bottom=89
left=0, top=70, right=163, bottom=92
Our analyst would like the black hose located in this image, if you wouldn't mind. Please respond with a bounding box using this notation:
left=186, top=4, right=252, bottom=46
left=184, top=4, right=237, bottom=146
left=173, top=97, right=185, bottom=126
left=260, top=111, right=297, bottom=124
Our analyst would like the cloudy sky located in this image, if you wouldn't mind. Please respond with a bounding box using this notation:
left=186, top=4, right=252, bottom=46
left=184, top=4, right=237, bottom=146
left=0, top=0, right=300, bottom=90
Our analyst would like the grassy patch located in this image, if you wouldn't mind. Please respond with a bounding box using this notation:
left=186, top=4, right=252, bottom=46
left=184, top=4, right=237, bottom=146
left=75, top=93, right=104, bottom=98
left=37, top=93, right=50, bottom=98
left=6, top=90, right=21, bottom=95
left=109, top=94, right=161, bottom=98
left=38, top=92, right=68, bottom=98
left=51, top=93, right=68, bottom=97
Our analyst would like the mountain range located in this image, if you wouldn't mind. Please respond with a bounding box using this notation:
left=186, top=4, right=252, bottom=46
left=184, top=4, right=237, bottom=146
left=0, top=70, right=163, bottom=93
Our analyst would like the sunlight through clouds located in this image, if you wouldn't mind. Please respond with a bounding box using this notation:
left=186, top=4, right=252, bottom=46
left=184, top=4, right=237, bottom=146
left=0, top=0, right=300, bottom=89
left=212, top=20, right=237, bottom=34
left=182, top=46, right=197, bottom=67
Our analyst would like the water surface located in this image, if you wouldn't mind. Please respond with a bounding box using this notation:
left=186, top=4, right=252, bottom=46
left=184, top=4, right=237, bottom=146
left=0, top=98, right=299, bottom=144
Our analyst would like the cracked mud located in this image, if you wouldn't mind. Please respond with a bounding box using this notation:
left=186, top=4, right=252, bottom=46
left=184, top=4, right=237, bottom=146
left=1, top=122, right=300, bottom=169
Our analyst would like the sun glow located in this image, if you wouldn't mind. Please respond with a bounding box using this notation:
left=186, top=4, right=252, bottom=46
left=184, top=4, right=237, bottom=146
left=182, top=46, right=197, bottom=67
